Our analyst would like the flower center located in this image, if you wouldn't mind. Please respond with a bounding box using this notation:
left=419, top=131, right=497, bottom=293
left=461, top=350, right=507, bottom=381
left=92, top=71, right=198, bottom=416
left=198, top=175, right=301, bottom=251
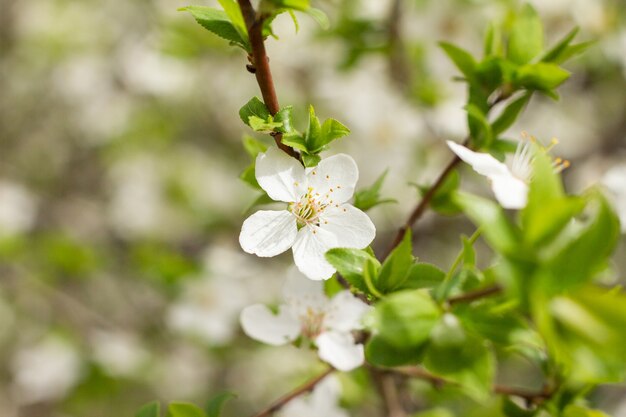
left=300, top=307, right=326, bottom=339
left=510, top=133, right=570, bottom=182
left=289, top=188, right=329, bottom=228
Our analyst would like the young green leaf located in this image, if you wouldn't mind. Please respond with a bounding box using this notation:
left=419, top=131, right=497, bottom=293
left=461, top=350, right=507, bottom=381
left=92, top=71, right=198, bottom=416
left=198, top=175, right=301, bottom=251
left=239, top=97, right=271, bottom=127
left=217, top=0, right=248, bottom=42
left=453, top=192, right=521, bottom=256
left=508, top=4, right=544, bottom=64
left=206, top=392, right=237, bottom=417
left=306, top=8, right=330, bottom=30
left=491, top=93, right=531, bottom=135
left=247, top=116, right=283, bottom=133
left=377, top=230, right=414, bottom=293
left=365, top=335, right=425, bottom=367
left=136, top=402, right=160, bottom=417
left=180, top=6, right=249, bottom=51
left=325, top=247, right=380, bottom=295
left=274, top=106, right=295, bottom=134
left=242, top=135, right=268, bottom=159
left=439, top=42, right=476, bottom=79
left=465, top=104, right=493, bottom=147
left=354, top=170, right=396, bottom=211
left=541, top=27, right=579, bottom=63
left=513, top=63, right=571, bottom=92
left=167, top=402, right=206, bottom=417
left=402, top=263, right=446, bottom=290
left=367, top=289, right=441, bottom=348
left=320, top=118, right=350, bottom=144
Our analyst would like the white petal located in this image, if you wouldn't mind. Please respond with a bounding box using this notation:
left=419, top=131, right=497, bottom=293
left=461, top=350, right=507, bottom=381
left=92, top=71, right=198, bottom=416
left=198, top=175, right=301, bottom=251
left=324, top=291, right=372, bottom=333
left=319, top=204, right=376, bottom=249
left=256, top=147, right=307, bottom=203
left=309, top=376, right=349, bottom=417
left=490, top=174, right=529, bottom=209
left=447, top=141, right=510, bottom=178
left=307, top=154, right=359, bottom=204
left=282, top=270, right=329, bottom=316
left=292, top=227, right=338, bottom=280
left=316, top=331, right=364, bottom=371
left=239, top=210, right=297, bottom=257
left=240, top=304, right=300, bottom=346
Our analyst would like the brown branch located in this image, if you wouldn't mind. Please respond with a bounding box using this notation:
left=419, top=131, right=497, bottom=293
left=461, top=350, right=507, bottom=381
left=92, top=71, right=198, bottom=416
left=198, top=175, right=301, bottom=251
left=448, top=284, right=503, bottom=305
left=381, top=139, right=466, bottom=259
left=250, top=368, right=334, bottom=417
left=395, top=367, right=553, bottom=405
left=369, top=368, right=409, bottom=417
left=237, top=0, right=300, bottom=160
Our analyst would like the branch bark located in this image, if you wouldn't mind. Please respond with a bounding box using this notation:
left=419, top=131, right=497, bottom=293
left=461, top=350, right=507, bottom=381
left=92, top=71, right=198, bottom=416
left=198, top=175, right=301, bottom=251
left=249, top=368, right=334, bottom=417
left=237, top=0, right=300, bottom=160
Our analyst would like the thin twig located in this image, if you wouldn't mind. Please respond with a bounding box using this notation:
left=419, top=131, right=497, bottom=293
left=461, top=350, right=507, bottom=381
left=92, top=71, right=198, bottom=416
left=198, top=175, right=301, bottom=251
left=250, top=368, right=334, bottom=417
left=237, top=0, right=300, bottom=160
left=448, top=284, right=503, bottom=305
left=396, top=366, right=553, bottom=404
left=369, top=368, right=409, bottom=417
left=381, top=138, right=467, bottom=259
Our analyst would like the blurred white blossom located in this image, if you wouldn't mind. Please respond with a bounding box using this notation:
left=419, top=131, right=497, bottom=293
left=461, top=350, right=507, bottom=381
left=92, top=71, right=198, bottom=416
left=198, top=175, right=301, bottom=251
left=602, top=163, right=626, bottom=233
left=11, top=338, right=82, bottom=404
left=0, top=181, right=37, bottom=237
left=91, top=331, right=149, bottom=377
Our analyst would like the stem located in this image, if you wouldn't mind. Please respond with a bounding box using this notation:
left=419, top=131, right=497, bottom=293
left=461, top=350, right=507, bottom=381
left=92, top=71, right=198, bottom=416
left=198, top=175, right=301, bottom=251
left=370, top=368, right=409, bottom=417
left=381, top=138, right=467, bottom=259
left=237, top=0, right=300, bottom=160
left=249, top=368, right=334, bottom=417
left=447, top=284, right=503, bottom=305
left=396, top=367, right=553, bottom=404
left=442, top=228, right=482, bottom=284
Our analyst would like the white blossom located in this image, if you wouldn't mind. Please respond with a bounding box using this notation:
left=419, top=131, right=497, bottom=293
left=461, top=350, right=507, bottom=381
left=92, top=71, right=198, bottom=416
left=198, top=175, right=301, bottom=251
left=0, top=181, right=37, bottom=237
left=447, top=137, right=569, bottom=209
left=240, top=271, right=371, bottom=371
left=239, top=148, right=376, bottom=280
left=281, top=375, right=349, bottom=417
left=11, top=338, right=82, bottom=404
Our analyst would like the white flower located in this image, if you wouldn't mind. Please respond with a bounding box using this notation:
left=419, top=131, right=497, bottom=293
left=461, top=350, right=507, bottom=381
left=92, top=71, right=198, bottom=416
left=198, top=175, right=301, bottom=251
left=239, top=148, right=376, bottom=280
left=281, top=375, right=349, bottom=417
left=0, top=181, right=37, bottom=237
left=90, top=331, right=149, bottom=378
left=11, top=338, right=82, bottom=404
left=240, top=272, right=371, bottom=371
left=447, top=137, right=569, bottom=209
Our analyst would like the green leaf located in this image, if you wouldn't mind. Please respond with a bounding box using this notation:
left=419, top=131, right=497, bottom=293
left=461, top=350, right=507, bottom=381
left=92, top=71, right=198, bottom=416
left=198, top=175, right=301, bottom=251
left=439, top=42, right=476, bottom=79
left=365, top=335, right=424, bottom=367
left=453, top=192, right=521, bottom=256
left=320, top=118, right=350, bottom=144
left=325, top=247, right=381, bottom=295
left=541, top=27, right=579, bottom=63
left=136, top=402, right=160, bottom=417
left=465, top=104, right=493, bottom=147
left=424, top=333, right=495, bottom=401
left=543, top=192, right=619, bottom=293
left=217, top=0, right=248, bottom=42
left=239, top=163, right=260, bottom=189
left=354, top=170, right=396, bottom=211
left=281, top=133, right=308, bottom=153
left=248, top=115, right=283, bottom=133
left=563, top=405, right=611, bottom=417
left=491, top=93, right=531, bottom=135
left=167, top=402, right=206, bottom=417
left=367, top=289, right=441, bottom=349
left=417, top=170, right=461, bottom=216
left=521, top=146, right=584, bottom=246
left=239, top=97, right=271, bottom=127
left=206, top=392, right=237, bottom=417
left=377, top=230, right=414, bottom=293
left=484, top=23, right=503, bottom=57
left=274, top=106, right=295, bottom=134
left=514, top=63, right=571, bottom=92
left=304, top=105, right=322, bottom=150
left=306, top=8, right=330, bottom=30
left=508, top=4, right=544, bottom=64
left=402, top=263, right=446, bottom=290
left=242, top=135, right=268, bottom=159
left=550, top=41, right=594, bottom=65
left=302, top=154, right=321, bottom=167
left=180, top=6, right=249, bottom=50
left=265, top=0, right=310, bottom=11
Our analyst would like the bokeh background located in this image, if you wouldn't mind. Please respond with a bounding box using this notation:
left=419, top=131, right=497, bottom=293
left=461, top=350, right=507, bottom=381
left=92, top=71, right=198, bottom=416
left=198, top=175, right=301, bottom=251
left=0, top=0, right=625, bottom=416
